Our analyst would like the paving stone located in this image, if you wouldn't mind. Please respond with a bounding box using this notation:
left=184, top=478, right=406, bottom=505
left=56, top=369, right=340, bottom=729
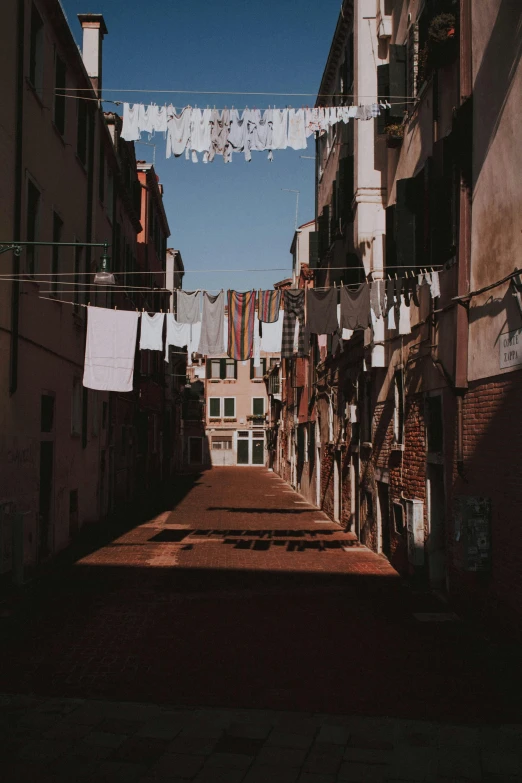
left=67, top=704, right=108, bottom=726
left=195, top=767, right=247, bottom=783
left=35, top=697, right=85, bottom=716
left=43, top=719, right=93, bottom=741
left=303, top=742, right=345, bottom=774
left=214, top=733, right=265, bottom=755
left=337, top=762, right=388, bottom=782
left=388, top=745, right=437, bottom=781
left=481, top=750, right=520, bottom=776
left=16, top=737, right=72, bottom=763
left=168, top=734, right=219, bottom=755
left=97, top=717, right=144, bottom=735
left=17, top=710, right=62, bottom=731
left=480, top=728, right=521, bottom=753
left=256, top=744, right=308, bottom=767
left=437, top=724, right=479, bottom=748
left=113, top=735, right=170, bottom=764
left=83, top=730, right=128, bottom=748
left=297, top=774, right=336, bottom=783
left=227, top=720, right=273, bottom=739
left=206, top=750, right=254, bottom=769
left=436, top=746, right=482, bottom=778
left=138, top=717, right=184, bottom=740
left=178, top=722, right=225, bottom=739
left=265, top=730, right=314, bottom=749
left=315, top=725, right=350, bottom=745
left=343, top=747, right=392, bottom=765
left=0, top=761, right=52, bottom=783
left=93, top=760, right=148, bottom=782
left=148, top=752, right=206, bottom=778
left=243, top=764, right=300, bottom=783
left=276, top=717, right=320, bottom=735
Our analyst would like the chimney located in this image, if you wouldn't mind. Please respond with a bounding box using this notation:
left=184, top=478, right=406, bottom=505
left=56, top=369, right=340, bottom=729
left=77, top=14, right=108, bottom=97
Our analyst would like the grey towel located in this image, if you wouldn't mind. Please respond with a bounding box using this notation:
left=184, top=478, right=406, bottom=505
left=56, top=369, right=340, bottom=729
left=306, top=288, right=339, bottom=334
left=385, top=278, right=395, bottom=315
left=340, top=284, right=371, bottom=330
left=177, top=291, right=201, bottom=324
left=198, top=291, right=225, bottom=356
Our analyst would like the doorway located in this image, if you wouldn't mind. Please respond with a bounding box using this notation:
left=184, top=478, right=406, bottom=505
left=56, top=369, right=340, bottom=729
left=333, top=453, right=341, bottom=522
left=427, top=463, right=446, bottom=590
left=188, top=436, right=203, bottom=465
left=377, top=481, right=391, bottom=558
left=252, top=432, right=265, bottom=465
left=237, top=430, right=265, bottom=466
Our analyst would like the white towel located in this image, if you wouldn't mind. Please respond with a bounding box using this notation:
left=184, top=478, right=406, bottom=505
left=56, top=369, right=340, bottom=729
left=429, top=271, right=440, bottom=298
left=164, top=315, right=190, bottom=362
left=260, top=318, right=284, bottom=353
left=398, top=296, right=411, bottom=335
left=140, top=312, right=165, bottom=351
left=83, top=307, right=139, bottom=393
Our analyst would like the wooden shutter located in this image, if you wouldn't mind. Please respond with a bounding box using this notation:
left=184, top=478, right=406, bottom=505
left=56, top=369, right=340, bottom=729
left=209, top=398, right=221, bottom=417
left=253, top=398, right=264, bottom=416
left=415, top=167, right=428, bottom=267
left=389, top=45, right=407, bottom=118
left=250, top=359, right=255, bottom=379
left=386, top=205, right=397, bottom=269
left=297, top=425, right=305, bottom=464
left=377, top=64, right=390, bottom=134
left=339, top=156, right=354, bottom=222
left=330, top=181, right=337, bottom=239
left=224, top=398, right=235, bottom=417
left=395, top=178, right=416, bottom=269
left=220, top=358, right=227, bottom=379
left=309, top=231, right=319, bottom=268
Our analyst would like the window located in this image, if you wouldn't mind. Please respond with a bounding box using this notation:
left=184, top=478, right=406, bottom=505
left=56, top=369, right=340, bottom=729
left=41, top=394, right=55, bottom=432
left=250, top=358, right=266, bottom=379
left=212, top=436, right=232, bottom=450
left=393, top=370, right=405, bottom=445
left=51, top=212, right=62, bottom=296
left=71, top=377, right=82, bottom=435
left=54, top=53, right=66, bottom=135
left=208, top=358, right=237, bottom=379
left=77, top=98, right=88, bottom=165
left=26, top=179, right=40, bottom=276
left=29, top=3, right=44, bottom=96
left=252, top=398, right=265, bottom=416
left=98, top=144, right=105, bottom=203
left=209, top=398, right=221, bottom=418
left=223, top=398, right=236, bottom=418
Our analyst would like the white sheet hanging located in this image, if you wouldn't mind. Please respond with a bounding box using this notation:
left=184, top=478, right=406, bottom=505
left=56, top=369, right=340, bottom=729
left=83, top=307, right=139, bottom=393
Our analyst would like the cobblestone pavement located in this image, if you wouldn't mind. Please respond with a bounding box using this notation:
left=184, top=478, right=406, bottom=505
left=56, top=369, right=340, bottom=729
left=0, top=468, right=520, bottom=741
left=1, top=693, right=521, bottom=783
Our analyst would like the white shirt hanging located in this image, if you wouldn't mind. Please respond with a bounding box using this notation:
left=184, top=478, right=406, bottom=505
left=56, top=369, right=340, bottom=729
left=140, top=312, right=165, bottom=351
left=138, top=104, right=154, bottom=136
left=121, top=103, right=140, bottom=141
left=287, top=108, right=307, bottom=150
left=398, top=296, right=411, bottom=335
left=166, top=108, right=191, bottom=158
left=164, top=315, right=190, bottom=362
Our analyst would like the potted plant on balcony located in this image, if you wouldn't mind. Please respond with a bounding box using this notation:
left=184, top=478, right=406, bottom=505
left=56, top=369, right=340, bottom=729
left=428, top=12, right=457, bottom=65
left=385, top=122, right=405, bottom=148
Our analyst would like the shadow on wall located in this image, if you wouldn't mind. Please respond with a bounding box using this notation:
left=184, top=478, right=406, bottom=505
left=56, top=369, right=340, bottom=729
left=472, top=0, right=522, bottom=189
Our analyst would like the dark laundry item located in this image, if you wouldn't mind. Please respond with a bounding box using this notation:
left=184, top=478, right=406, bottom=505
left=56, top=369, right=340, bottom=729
left=385, top=278, right=395, bottom=315
left=405, top=276, right=420, bottom=307
left=370, top=280, right=386, bottom=319
left=306, top=288, right=339, bottom=334
left=281, top=289, right=306, bottom=358
left=340, top=284, right=371, bottom=330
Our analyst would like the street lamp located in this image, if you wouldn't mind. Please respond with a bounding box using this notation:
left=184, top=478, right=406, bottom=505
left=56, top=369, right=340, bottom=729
left=0, top=240, right=115, bottom=285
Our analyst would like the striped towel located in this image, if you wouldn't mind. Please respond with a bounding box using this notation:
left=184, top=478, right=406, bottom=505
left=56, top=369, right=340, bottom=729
left=227, top=290, right=256, bottom=360
left=258, top=290, right=281, bottom=323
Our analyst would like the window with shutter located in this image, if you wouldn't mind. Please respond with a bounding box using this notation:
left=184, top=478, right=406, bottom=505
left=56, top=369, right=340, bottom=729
left=252, top=398, right=265, bottom=416
left=209, top=398, right=221, bottom=418
left=389, top=45, right=407, bottom=119
left=224, top=398, right=235, bottom=418
left=297, top=425, right=305, bottom=464
left=210, top=359, right=221, bottom=379
left=225, top=359, right=236, bottom=379
left=330, top=182, right=337, bottom=239
left=386, top=205, right=397, bottom=269
left=220, top=358, right=227, bottom=379
left=395, top=178, right=417, bottom=269
left=309, top=231, right=319, bottom=268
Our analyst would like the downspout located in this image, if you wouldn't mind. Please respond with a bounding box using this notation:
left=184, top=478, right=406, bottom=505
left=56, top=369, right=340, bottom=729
left=9, top=0, right=25, bottom=394
left=82, top=105, right=96, bottom=450
left=455, top=0, right=473, bottom=471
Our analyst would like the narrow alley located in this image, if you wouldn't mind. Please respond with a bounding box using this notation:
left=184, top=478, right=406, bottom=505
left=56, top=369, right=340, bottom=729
left=1, top=469, right=518, bottom=722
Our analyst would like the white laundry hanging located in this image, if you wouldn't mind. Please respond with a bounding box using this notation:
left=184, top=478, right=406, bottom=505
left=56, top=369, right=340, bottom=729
left=139, top=312, right=165, bottom=351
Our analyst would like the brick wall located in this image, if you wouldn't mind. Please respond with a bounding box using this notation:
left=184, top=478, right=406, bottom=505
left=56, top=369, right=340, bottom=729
left=449, top=370, right=522, bottom=624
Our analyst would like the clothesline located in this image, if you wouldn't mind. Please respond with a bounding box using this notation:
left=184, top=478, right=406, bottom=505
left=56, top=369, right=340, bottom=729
left=56, top=87, right=417, bottom=100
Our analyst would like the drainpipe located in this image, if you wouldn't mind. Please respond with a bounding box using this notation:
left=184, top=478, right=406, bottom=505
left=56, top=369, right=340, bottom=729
left=9, top=0, right=25, bottom=395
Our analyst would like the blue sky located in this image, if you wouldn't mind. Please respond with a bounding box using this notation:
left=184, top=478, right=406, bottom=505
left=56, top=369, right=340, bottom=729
left=61, top=0, right=341, bottom=291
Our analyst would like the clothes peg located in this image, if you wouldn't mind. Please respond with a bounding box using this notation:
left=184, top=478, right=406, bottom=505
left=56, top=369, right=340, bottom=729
left=87, top=301, right=91, bottom=307
left=160, top=308, right=163, bottom=313
left=114, top=305, right=117, bottom=310
left=142, top=307, right=145, bottom=313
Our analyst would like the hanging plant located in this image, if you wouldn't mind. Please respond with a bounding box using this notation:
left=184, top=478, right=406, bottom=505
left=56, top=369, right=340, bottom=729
left=428, top=13, right=458, bottom=66
left=385, top=123, right=405, bottom=148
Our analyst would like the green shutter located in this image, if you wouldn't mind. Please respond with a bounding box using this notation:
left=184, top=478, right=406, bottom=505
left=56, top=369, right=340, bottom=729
left=220, top=358, right=226, bottom=379
left=389, top=45, right=407, bottom=119
left=309, top=231, right=319, bottom=268
left=395, top=178, right=417, bottom=269
left=253, top=398, right=264, bottom=416
left=224, top=398, right=235, bottom=417
left=206, top=359, right=212, bottom=378
left=338, top=156, right=354, bottom=223
left=386, top=205, right=397, bottom=269
left=209, top=398, right=220, bottom=417
left=377, top=64, right=390, bottom=134
left=297, top=425, right=305, bottom=463
left=330, top=181, right=337, bottom=239
left=250, top=359, right=254, bottom=379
